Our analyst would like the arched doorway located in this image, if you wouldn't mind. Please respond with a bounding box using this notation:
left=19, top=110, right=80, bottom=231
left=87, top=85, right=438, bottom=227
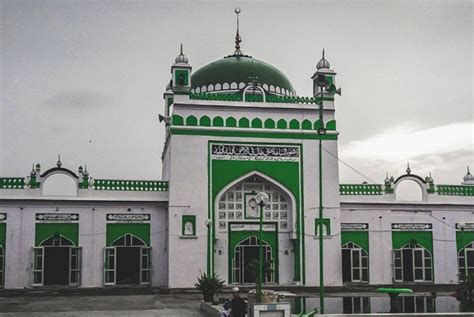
left=232, top=236, right=273, bottom=284
left=104, top=233, right=151, bottom=285
left=32, top=235, right=81, bottom=286
left=342, top=242, right=369, bottom=283
left=393, top=242, right=432, bottom=282
left=216, top=173, right=294, bottom=284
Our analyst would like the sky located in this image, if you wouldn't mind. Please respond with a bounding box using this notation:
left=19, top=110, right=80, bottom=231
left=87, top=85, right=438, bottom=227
left=0, top=0, right=472, bottom=186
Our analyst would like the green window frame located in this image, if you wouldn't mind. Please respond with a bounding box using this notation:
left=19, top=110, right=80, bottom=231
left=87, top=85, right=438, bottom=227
left=315, top=218, right=331, bottom=236
left=182, top=215, right=196, bottom=236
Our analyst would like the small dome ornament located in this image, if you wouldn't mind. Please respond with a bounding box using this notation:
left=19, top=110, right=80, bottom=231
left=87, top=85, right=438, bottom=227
left=462, top=166, right=474, bottom=185
left=406, top=162, right=411, bottom=175
left=425, top=172, right=434, bottom=184
left=316, top=49, right=331, bottom=70
left=174, top=44, right=189, bottom=64
left=384, top=172, right=391, bottom=185
left=57, top=154, right=62, bottom=168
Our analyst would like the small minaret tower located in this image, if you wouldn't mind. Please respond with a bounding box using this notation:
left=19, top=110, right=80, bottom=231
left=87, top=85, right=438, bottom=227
left=311, top=49, right=339, bottom=111
left=170, top=44, right=192, bottom=94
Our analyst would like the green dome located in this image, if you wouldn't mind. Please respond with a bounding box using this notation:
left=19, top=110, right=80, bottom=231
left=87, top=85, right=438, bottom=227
left=191, top=55, right=296, bottom=96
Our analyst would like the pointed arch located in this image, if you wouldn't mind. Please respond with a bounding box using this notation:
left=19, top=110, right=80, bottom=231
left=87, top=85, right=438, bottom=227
left=264, top=118, right=275, bottom=129
left=212, top=116, right=224, bottom=127
left=238, top=117, right=250, bottom=128
left=225, top=117, right=237, bottom=127
left=200, top=115, right=211, bottom=127
left=251, top=118, right=262, bottom=128
left=277, top=119, right=287, bottom=129
left=289, top=119, right=300, bottom=130
left=111, top=233, right=146, bottom=247
left=186, top=115, right=198, bottom=126
left=39, top=234, right=74, bottom=247
left=301, top=119, right=312, bottom=130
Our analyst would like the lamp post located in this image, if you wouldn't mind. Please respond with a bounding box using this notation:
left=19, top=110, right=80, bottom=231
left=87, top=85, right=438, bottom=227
left=458, top=222, right=467, bottom=276
left=316, top=74, right=328, bottom=314
left=255, top=192, right=269, bottom=303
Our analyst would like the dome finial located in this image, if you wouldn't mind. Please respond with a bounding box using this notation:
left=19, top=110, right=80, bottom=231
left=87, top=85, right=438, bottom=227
left=234, top=7, right=242, bottom=55
left=174, top=43, right=189, bottom=64
left=406, top=162, right=411, bottom=174
left=316, top=48, right=330, bottom=70
left=463, top=165, right=474, bottom=184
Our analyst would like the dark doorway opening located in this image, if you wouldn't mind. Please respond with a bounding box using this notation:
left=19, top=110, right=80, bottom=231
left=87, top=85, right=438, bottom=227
left=243, top=246, right=259, bottom=284
left=116, top=247, right=140, bottom=284
left=402, top=249, right=414, bottom=282
left=342, top=249, right=351, bottom=282
left=44, top=247, right=69, bottom=285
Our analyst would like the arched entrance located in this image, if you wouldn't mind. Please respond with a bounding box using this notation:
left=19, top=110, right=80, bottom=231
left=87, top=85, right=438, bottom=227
left=216, top=172, right=294, bottom=284
left=104, top=233, right=151, bottom=285
left=393, top=242, right=432, bottom=282
left=232, top=236, right=273, bottom=284
left=32, top=235, right=81, bottom=286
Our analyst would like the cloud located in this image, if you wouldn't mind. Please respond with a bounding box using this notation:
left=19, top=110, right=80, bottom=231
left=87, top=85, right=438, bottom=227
left=341, top=122, right=473, bottom=163
left=41, top=92, right=112, bottom=109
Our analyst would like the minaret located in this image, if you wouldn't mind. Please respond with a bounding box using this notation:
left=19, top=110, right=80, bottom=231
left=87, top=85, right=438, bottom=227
left=311, top=49, right=340, bottom=111
left=170, top=44, right=192, bottom=94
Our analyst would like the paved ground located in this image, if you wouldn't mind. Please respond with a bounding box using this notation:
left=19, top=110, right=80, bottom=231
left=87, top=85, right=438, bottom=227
left=0, top=294, right=206, bottom=316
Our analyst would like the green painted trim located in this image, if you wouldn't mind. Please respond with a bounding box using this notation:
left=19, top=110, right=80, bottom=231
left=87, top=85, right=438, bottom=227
left=93, top=179, right=168, bottom=191
left=315, top=218, right=331, bottom=236
left=172, top=114, right=184, bottom=126
left=0, top=177, right=25, bottom=189
left=0, top=223, right=5, bottom=248
left=456, top=231, right=474, bottom=252
left=264, top=118, right=275, bottom=129
left=437, top=185, right=474, bottom=196
left=226, top=117, right=237, bottom=128
left=326, top=120, right=336, bottom=131
left=200, top=116, right=211, bottom=127
left=212, top=116, right=224, bottom=127
left=182, top=215, right=196, bottom=236
left=174, top=114, right=337, bottom=134
left=106, top=223, right=150, bottom=246
left=186, top=115, right=198, bottom=126
left=251, top=118, right=262, bottom=129
left=339, top=184, right=383, bottom=195
left=189, top=92, right=334, bottom=105
left=35, top=223, right=79, bottom=246
left=341, top=231, right=369, bottom=252
left=171, top=128, right=338, bottom=140
left=238, top=117, right=250, bottom=128
left=391, top=231, right=433, bottom=254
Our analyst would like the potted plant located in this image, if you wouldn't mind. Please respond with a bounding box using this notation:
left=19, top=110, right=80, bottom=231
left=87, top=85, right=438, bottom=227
left=195, top=271, right=225, bottom=303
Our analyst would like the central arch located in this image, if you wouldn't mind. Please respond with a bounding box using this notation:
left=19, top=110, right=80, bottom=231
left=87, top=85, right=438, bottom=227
left=214, top=171, right=296, bottom=285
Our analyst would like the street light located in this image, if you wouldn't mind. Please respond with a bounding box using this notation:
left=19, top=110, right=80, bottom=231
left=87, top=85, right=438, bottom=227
left=316, top=73, right=328, bottom=314
left=255, top=191, right=269, bottom=303
left=458, top=222, right=467, bottom=276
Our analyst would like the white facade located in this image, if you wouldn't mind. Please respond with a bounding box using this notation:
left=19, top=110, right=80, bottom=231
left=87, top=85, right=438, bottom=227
left=0, top=46, right=472, bottom=290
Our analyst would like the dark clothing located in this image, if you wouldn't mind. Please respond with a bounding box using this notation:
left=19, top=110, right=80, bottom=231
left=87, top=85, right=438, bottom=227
left=230, top=296, right=246, bottom=317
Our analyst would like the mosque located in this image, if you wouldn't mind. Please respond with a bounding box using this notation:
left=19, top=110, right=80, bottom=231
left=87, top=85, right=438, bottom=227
left=0, top=10, right=472, bottom=292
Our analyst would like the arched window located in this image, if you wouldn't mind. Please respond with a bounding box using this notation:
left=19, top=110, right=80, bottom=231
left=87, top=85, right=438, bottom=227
left=111, top=233, right=145, bottom=247
left=217, top=175, right=292, bottom=232
left=458, top=242, right=474, bottom=275
left=342, top=242, right=369, bottom=283
left=40, top=235, right=74, bottom=246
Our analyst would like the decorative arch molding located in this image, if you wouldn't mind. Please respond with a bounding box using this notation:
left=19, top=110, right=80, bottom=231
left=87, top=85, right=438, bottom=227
left=111, top=233, right=146, bottom=247
left=39, top=234, right=75, bottom=247
left=214, top=170, right=298, bottom=232
left=172, top=114, right=338, bottom=133
left=41, top=169, right=79, bottom=197
left=394, top=174, right=428, bottom=202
